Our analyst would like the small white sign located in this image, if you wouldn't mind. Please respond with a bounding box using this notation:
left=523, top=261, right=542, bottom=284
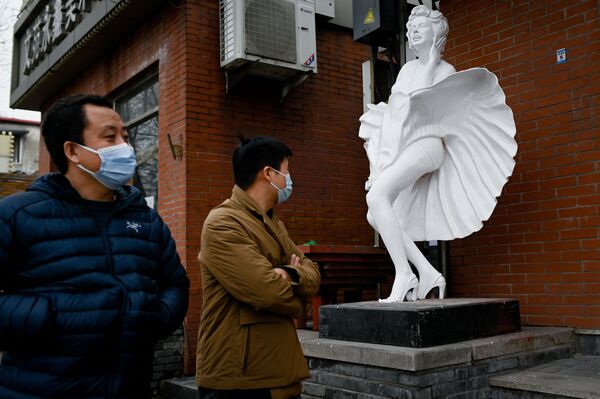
left=556, top=48, right=567, bottom=64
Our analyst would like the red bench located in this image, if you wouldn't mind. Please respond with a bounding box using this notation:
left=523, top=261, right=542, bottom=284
left=297, top=245, right=395, bottom=331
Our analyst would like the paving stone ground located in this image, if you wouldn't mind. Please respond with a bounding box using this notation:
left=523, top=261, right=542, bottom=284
left=490, top=355, right=600, bottom=399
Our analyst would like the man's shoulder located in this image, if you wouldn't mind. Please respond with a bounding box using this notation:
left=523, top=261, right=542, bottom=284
left=203, top=200, right=260, bottom=233
left=0, top=190, right=51, bottom=222
left=206, top=201, right=247, bottom=224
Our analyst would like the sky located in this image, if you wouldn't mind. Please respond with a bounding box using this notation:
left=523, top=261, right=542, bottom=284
left=0, top=0, right=40, bottom=121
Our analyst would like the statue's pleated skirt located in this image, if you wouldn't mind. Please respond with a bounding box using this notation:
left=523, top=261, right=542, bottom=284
left=359, top=68, right=518, bottom=241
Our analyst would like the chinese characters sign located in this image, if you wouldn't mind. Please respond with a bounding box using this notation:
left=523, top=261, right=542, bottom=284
left=22, top=0, right=98, bottom=75
left=10, top=0, right=164, bottom=110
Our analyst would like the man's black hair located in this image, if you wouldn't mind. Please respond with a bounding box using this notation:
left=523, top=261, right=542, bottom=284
left=41, top=94, right=114, bottom=173
left=232, top=135, right=293, bottom=190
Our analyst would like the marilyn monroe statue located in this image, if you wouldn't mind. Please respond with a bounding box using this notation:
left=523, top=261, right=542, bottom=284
left=360, top=6, right=517, bottom=302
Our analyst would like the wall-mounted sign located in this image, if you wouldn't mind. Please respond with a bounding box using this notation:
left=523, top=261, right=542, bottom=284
left=556, top=48, right=567, bottom=64
left=10, top=0, right=166, bottom=111
left=23, top=0, right=99, bottom=76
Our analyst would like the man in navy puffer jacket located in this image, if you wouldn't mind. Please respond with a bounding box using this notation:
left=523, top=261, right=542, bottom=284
left=0, top=94, right=189, bottom=398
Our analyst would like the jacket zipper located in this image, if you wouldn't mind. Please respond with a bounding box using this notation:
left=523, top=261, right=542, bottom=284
left=91, top=208, right=129, bottom=399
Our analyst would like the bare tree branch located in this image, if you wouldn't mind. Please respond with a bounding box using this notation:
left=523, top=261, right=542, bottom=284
left=0, top=0, right=21, bottom=86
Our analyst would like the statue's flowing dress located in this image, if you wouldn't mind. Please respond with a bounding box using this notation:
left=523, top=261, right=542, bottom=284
left=359, top=68, right=518, bottom=241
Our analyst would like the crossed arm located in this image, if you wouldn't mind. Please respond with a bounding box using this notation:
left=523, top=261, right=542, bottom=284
left=200, top=219, right=320, bottom=318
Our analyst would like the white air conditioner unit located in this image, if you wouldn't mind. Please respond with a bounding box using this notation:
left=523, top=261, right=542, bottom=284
left=220, top=0, right=317, bottom=86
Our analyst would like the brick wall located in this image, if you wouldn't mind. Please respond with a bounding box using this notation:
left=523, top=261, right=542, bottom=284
left=442, top=0, right=599, bottom=329
left=151, top=326, right=185, bottom=397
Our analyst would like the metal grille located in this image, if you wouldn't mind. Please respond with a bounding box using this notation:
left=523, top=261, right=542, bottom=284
left=220, top=0, right=236, bottom=63
left=245, top=0, right=296, bottom=63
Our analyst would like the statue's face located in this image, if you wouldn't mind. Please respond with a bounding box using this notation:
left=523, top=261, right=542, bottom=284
left=408, top=16, right=434, bottom=49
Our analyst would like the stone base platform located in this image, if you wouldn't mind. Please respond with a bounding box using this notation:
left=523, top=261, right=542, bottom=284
left=162, top=327, right=576, bottom=399
left=299, top=327, right=576, bottom=399
left=319, top=298, right=521, bottom=348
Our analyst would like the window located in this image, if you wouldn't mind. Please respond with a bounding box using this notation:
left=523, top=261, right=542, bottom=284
left=12, top=134, right=22, bottom=164
left=115, top=77, right=159, bottom=207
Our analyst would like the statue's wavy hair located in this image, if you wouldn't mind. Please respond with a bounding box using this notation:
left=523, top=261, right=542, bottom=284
left=406, top=5, right=449, bottom=56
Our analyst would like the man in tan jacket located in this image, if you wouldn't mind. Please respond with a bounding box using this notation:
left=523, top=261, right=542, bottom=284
left=196, top=136, right=321, bottom=399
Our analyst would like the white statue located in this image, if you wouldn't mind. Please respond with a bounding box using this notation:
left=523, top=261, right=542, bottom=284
left=359, top=6, right=517, bottom=303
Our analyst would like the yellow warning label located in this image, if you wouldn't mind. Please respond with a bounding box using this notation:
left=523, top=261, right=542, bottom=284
left=364, top=8, right=375, bottom=24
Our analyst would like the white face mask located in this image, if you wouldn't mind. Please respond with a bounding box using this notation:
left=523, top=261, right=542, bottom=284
left=270, top=168, right=293, bottom=204
left=76, top=142, right=137, bottom=190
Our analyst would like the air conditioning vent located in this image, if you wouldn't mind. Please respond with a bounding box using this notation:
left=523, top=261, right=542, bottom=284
left=245, top=0, right=297, bottom=64
left=219, top=0, right=317, bottom=86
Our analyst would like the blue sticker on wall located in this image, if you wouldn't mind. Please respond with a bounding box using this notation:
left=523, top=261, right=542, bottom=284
left=556, top=48, right=567, bottom=64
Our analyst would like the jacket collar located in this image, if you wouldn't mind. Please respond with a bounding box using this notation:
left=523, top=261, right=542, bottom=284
left=27, top=173, right=147, bottom=210
left=230, top=185, right=274, bottom=220
left=229, top=185, right=297, bottom=255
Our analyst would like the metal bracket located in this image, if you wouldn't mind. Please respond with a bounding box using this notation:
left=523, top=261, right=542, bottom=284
left=225, top=63, right=313, bottom=101
left=224, top=62, right=255, bottom=94
left=281, top=72, right=312, bottom=101
left=167, top=134, right=182, bottom=161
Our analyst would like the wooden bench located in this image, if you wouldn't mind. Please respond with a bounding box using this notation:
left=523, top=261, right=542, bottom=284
left=297, top=245, right=394, bottom=331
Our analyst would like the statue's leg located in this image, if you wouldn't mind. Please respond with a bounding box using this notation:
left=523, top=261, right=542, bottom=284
left=367, top=189, right=416, bottom=303
left=401, top=137, right=446, bottom=299
left=402, top=233, right=446, bottom=299
left=367, top=137, right=443, bottom=302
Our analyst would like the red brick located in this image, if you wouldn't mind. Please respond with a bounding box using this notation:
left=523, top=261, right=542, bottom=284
left=494, top=274, right=526, bottom=284
left=528, top=295, right=563, bottom=305
left=527, top=274, right=561, bottom=283
left=561, top=272, right=600, bottom=283
left=546, top=283, right=585, bottom=294
left=526, top=315, right=566, bottom=326
left=546, top=262, right=583, bottom=273
left=560, top=228, right=598, bottom=240
left=563, top=317, right=600, bottom=329
left=585, top=263, right=600, bottom=272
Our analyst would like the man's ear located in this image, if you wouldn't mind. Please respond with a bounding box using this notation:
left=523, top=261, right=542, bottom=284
left=63, top=141, right=80, bottom=165
left=259, top=166, right=272, bottom=182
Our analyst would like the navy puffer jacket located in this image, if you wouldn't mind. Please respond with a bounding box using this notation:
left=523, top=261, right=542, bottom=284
left=0, top=173, right=189, bottom=398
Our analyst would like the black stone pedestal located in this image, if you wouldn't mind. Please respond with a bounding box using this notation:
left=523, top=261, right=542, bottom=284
left=319, top=298, right=520, bottom=348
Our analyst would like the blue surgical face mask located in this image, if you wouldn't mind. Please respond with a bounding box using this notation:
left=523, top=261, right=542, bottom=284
left=76, top=142, right=137, bottom=190
left=270, top=168, right=293, bottom=204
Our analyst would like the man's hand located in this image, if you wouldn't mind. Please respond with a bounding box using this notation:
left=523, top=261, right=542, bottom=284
left=290, top=254, right=300, bottom=267
left=274, top=254, right=302, bottom=283
left=274, top=267, right=292, bottom=282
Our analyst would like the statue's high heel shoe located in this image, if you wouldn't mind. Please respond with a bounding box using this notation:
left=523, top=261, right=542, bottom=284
left=416, top=273, right=446, bottom=300
left=380, top=274, right=419, bottom=303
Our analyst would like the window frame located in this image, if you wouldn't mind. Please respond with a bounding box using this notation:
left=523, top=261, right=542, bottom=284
left=112, top=72, right=160, bottom=205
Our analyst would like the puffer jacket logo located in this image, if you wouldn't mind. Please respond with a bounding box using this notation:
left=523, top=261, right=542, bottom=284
left=126, top=220, right=142, bottom=233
